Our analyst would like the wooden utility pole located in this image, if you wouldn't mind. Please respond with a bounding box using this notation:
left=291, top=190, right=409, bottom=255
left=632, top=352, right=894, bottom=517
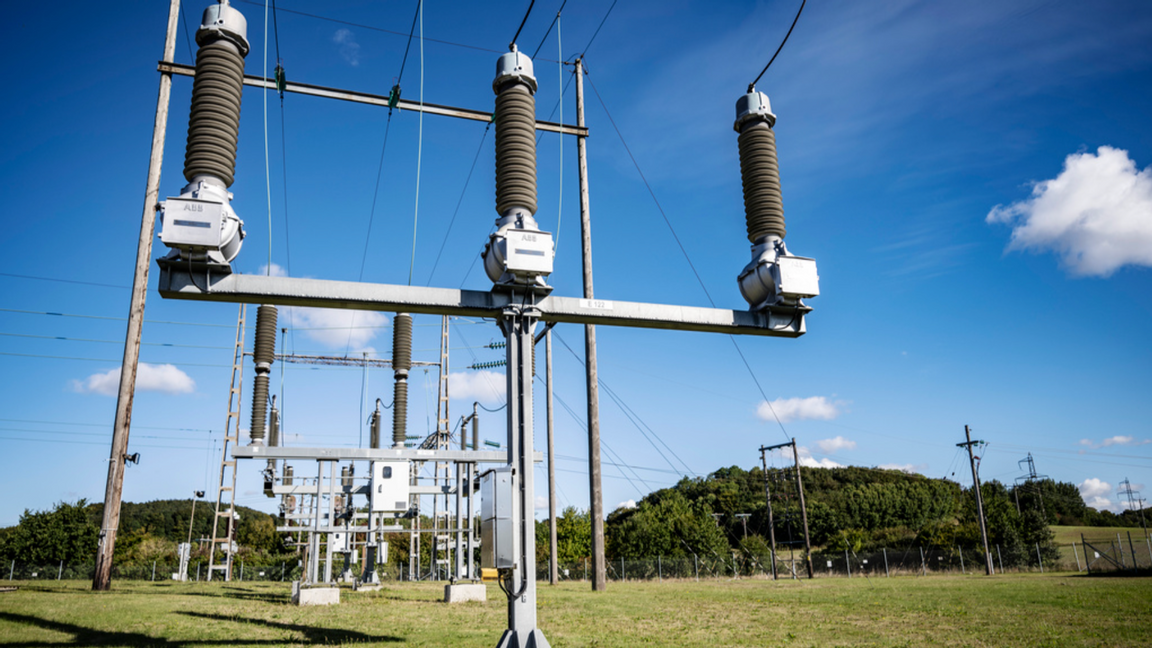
left=758, top=446, right=779, bottom=580
left=958, top=425, right=994, bottom=575
left=791, top=439, right=814, bottom=579
left=574, top=56, right=606, bottom=592
left=762, top=439, right=813, bottom=578
left=546, top=331, right=558, bottom=585
left=93, top=0, right=180, bottom=592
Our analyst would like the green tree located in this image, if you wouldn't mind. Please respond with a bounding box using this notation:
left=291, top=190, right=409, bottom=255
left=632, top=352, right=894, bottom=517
left=0, top=500, right=99, bottom=565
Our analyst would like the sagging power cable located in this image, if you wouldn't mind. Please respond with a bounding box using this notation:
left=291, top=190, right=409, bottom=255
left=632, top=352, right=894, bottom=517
left=748, top=0, right=806, bottom=91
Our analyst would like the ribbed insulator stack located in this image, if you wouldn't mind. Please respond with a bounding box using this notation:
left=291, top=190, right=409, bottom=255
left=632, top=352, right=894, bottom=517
left=185, top=4, right=249, bottom=187
left=283, top=465, right=293, bottom=486
left=248, top=304, right=277, bottom=445
left=735, top=91, right=785, bottom=243
left=341, top=466, right=352, bottom=488
left=495, top=84, right=538, bottom=218
left=370, top=400, right=382, bottom=449
left=392, top=314, right=413, bottom=448
left=266, top=397, right=280, bottom=471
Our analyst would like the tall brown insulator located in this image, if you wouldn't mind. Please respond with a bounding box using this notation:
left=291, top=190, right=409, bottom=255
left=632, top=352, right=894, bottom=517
left=392, top=313, right=413, bottom=448
left=249, top=304, right=277, bottom=444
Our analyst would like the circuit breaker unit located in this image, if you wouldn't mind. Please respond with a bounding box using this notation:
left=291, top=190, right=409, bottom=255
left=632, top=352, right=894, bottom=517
left=370, top=461, right=410, bottom=513
left=480, top=468, right=516, bottom=570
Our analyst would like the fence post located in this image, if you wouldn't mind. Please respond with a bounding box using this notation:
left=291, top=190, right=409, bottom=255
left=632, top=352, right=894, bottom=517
left=240, top=561, right=244, bottom=582
left=845, top=550, right=851, bottom=578
left=658, top=556, right=662, bottom=581
left=919, top=547, right=926, bottom=576
left=694, top=554, right=699, bottom=581
left=996, top=545, right=1003, bottom=573
left=282, top=562, right=285, bottom=581
left=197, top=563, right=201, bottom=582
left=621, top=557, right=625, bottom=582
left=1035, top=543, right=1044, bottom=573
left=1072, top=542, right=1082, bottom=572
left=584, top=558, right=587, bottom=582
left=58, top=561, right=63, bottom=581
left=958, top=546, right=965, bottom=574
left=882, top=548, right=889, bottom=577
left=9, top=560, right=14, bottom=581
left=151, top=560, right=156, bottom=581
left=1127, top=532, right=1138, bottom=570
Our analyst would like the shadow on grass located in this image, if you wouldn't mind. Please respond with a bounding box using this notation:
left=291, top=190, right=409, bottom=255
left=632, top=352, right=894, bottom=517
left=0, top=611, right=403, bottom=646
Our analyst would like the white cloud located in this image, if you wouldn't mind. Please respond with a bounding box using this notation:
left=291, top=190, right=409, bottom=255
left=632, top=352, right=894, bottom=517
left=794, top=446, right=843, bottom=469
left=757, top=396, right=842, bottom=424
left=535, top=496, right=548, bottom=510
left=879, top=463, right=927, bottom=474
left=1085, top=496, right=1115, bottom=511
left=282, top=306, right=387, bottom=351
left=1079, top=477, right=1111, bottom=498
left=1079, top=435, right=1151, bottom=449
left=987, top=146, right=1152, bottom=277
left=616, top=500, right=637, bottom=510
left=71, top=363, right=195, bottom=396
left=448, top=370, right=506, bottom=404
left=815, top=436, right=857, bottom=453
left=254, top=265, right=389, bottom=351
left=333, top=29, right=361, bottom=66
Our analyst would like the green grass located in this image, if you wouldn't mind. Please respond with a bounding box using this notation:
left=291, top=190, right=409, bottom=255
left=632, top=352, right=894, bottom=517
left=1, top=573, right=1150, bottom=647
left=1051, top=525, right=1150, bottom=546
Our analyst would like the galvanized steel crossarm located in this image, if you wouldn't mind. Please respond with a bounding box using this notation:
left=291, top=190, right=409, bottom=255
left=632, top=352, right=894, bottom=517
left=158, top=271, right=806, bottom=337
left=231, top=445, right=540, bottom=462
left=157, top=61, right=588, bottom=137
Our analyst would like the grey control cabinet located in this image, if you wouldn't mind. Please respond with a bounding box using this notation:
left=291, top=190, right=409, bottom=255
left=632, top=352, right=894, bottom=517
left=370, top=461, right=410, bottom=512
left=480, top=468, right=516, bottom=570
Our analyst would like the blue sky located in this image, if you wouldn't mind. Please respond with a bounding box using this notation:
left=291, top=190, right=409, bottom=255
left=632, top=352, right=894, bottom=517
left=1, top=0, right=1150, bottom=527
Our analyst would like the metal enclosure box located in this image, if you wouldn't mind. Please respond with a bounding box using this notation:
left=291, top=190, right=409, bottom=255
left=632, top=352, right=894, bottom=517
left=504, top=229, right=553, bottom=276
left=331, top=531, right=350, bottom=553
left=160, top=197, right=224, bottom=249
left=776, top=255, right=820, bottom=299
left=370, top=460, right=410, bottom=512
left=480, top=468, right=516, bottom=570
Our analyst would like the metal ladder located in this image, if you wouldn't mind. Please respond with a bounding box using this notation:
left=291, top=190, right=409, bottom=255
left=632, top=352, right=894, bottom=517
left=208, top=304, right=246, bottom=581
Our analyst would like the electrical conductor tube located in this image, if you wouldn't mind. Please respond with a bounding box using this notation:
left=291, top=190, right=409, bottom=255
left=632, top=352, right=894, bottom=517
left=392, top=313, right=413, bottom=448
left=266, top=396, right=280, bottom=472
left=249, top=304, right=277, bottom=444
left=370, top=399, right=382, bottom=449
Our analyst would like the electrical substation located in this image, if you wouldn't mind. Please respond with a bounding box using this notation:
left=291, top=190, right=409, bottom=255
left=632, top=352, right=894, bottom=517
left=99, top=1, right=819, bottom=645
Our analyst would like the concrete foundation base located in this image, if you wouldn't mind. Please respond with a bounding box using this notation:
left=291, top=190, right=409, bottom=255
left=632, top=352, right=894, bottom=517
left=444, top=582, right=487, bottom=603
left=291, top=582, right=340, bottom=606
left=354, top=582, right=383, bottom=592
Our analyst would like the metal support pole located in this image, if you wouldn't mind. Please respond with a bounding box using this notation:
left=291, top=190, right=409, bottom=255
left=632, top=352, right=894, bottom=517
left=790, top=440, right=814, bottom=579
left=959, top=426, right=994, bottom=575
left=60, top=561, right=65, bottom=581
left=694, top=554, right=698, bottom=581
left=93, top=0, right=180, bottom=593
left=1117, top=534, right=1125, bottom=569
left=150, top=560, right=155, bottom=581
left=920, top=547, right=926, bottom=576
left=882, top=548, right=889, bottom=577
left=496, top=303, right=549, bottom=648
left=197, top=563, right=201, bottom=581
left=658, top=556, right=662, bottom=581
left=845, top=549, right=851, bottom=578
left=574, top=57, right=606, bottom=594
left=1036, top=543, right=1044, bottom=573
left=1073, top=542, right=1082, bottom=572
left=997, top=545, right=1004, bottom=573
left=546, top=331, right=558, bottom=586
left=759, top=447, right=778, bottom=581
left=9, top=560, right=14, bottom=580
left=324, top=463, right=336, bottom=583
left=958, top=545, right=965, bottom=574
left=1128, top=532, right=1138, bottom=569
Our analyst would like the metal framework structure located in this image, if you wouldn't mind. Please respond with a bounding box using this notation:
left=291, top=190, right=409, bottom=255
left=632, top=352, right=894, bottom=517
left=116, top=3, right=817, bottom=645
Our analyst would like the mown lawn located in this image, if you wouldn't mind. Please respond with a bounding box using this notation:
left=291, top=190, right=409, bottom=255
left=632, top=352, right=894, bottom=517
left=1, top=572, right=1150, bottom=647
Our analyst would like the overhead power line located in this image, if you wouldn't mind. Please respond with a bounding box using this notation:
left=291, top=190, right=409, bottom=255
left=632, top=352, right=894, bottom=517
left=749, top=0, right=807, bottom=91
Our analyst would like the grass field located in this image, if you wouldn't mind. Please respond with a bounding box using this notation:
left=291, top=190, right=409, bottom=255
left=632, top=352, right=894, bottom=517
left=1051, top=525, right=1151, bottom=546
left=1, top=572, right=1150, bottom=647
